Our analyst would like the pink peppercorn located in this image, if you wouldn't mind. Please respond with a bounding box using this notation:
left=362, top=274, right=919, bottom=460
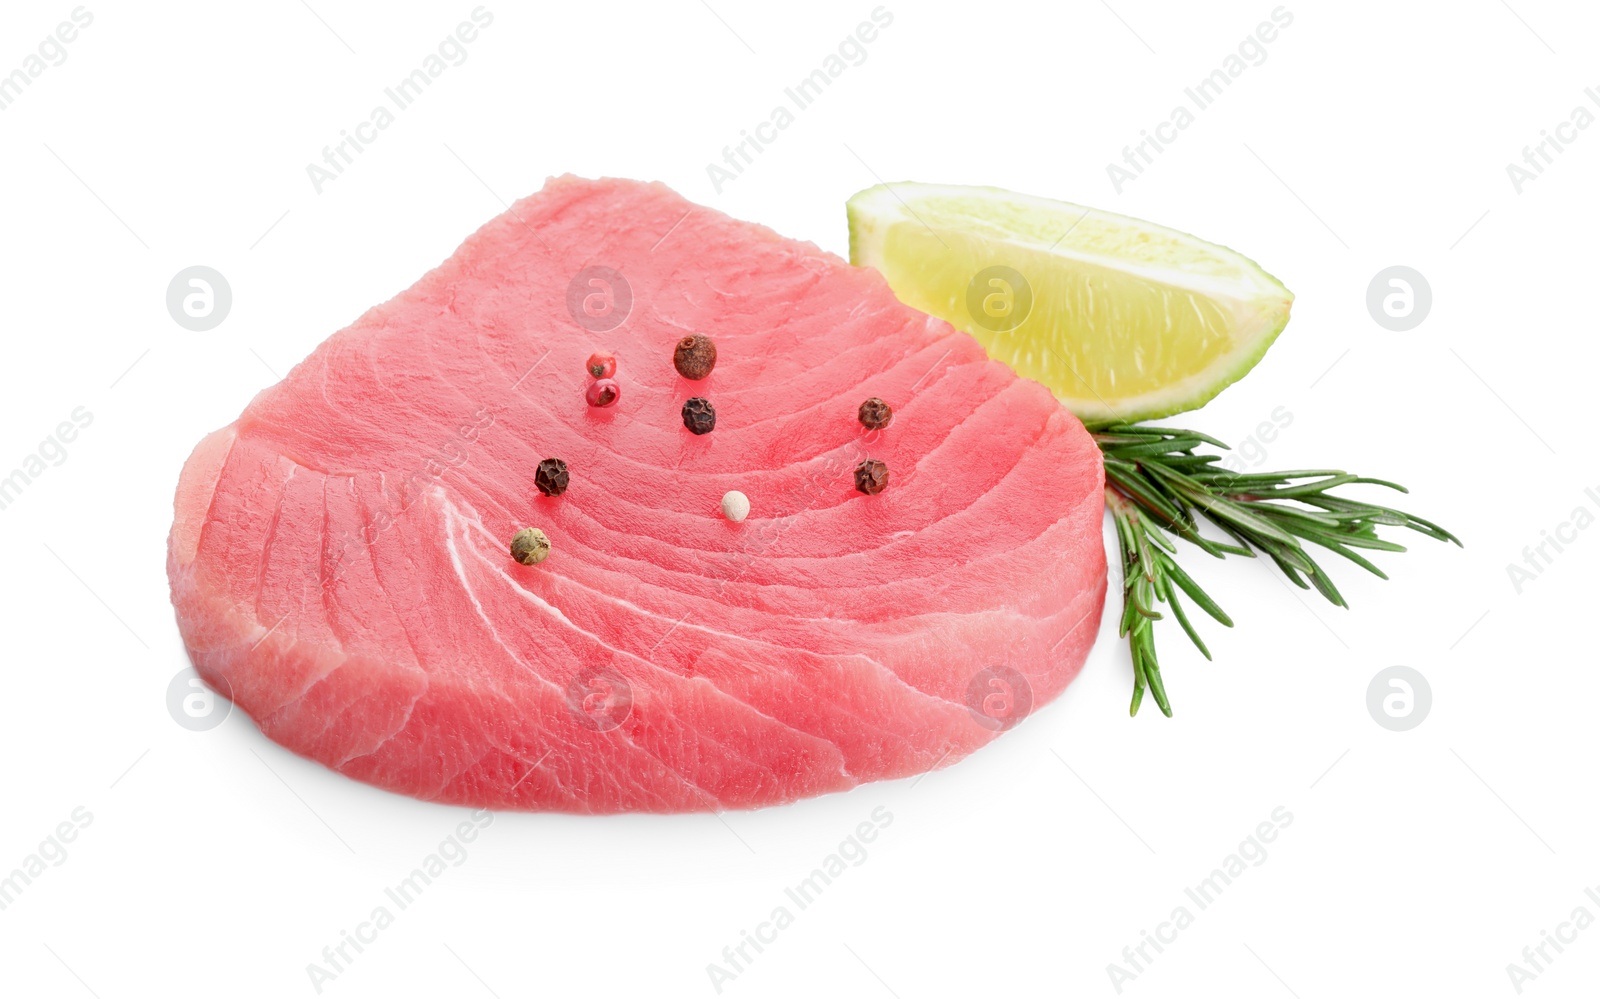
left=586, top=378, right=620, bottom=408
left=586, top=351, right=616, bottom=379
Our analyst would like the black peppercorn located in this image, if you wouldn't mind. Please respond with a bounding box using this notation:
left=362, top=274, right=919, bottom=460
left=535, top=457, right=570, bottom=497
left=673, top=334, right=717, bottom=380
left=854, top=458, right=889, bottom=495
left=682, top=397, right=717, bottom=435
left=858, top=397, right=892, bottom=430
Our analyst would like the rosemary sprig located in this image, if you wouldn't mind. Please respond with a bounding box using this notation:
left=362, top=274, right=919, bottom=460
left=1093, top=422, right=1461, bottom=717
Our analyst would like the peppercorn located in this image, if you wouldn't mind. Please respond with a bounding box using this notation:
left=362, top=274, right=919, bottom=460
left=854, top=459, right=889, bottom=495
left=535, top=457, right=569, bottom=497
left=510, top=527, right=551, bottom=565
left=586, top=378, right=621, bottom=408
left=586, top=351, right=616, bottom=379
left=673, top=334, right=717, bottom=380
left=681, top=397, right=717, bottom=435
left=721, top=490, right=750, bottom=523
left=858, top=397, right=893, bottom=430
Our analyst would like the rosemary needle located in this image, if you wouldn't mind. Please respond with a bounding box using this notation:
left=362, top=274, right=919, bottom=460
left=1093, top=422, right=1461, bottom=717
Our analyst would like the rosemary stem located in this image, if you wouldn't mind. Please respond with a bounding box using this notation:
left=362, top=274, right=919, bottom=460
left=1092, top=421, right=1458, bottom=717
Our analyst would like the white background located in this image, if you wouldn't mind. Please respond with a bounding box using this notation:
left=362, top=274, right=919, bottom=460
left=1, top=1, right=1595, bottom=996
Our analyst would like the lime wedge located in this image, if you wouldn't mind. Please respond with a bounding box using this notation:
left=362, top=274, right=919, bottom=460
left=847, top=183, right=1294, bottom=423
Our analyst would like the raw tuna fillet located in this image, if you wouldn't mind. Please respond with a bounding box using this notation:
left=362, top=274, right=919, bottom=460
left=167, top=176, right=1107, bottom=813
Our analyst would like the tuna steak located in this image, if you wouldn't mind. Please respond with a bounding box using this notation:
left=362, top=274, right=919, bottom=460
left=167, top=176, right=1107, bottom=813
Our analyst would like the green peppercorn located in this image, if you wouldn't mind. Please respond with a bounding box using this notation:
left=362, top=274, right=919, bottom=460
left=673, top=334, right=717, bottom=380
left=858, top=397, right=892, bottom=430
left=682, top=397, right=716, bottom=435
left=510, top=527, right=551, bottom=565
left=854, top=459, right=888, bottom=495
left=535, top=457, right=569, bottom=497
